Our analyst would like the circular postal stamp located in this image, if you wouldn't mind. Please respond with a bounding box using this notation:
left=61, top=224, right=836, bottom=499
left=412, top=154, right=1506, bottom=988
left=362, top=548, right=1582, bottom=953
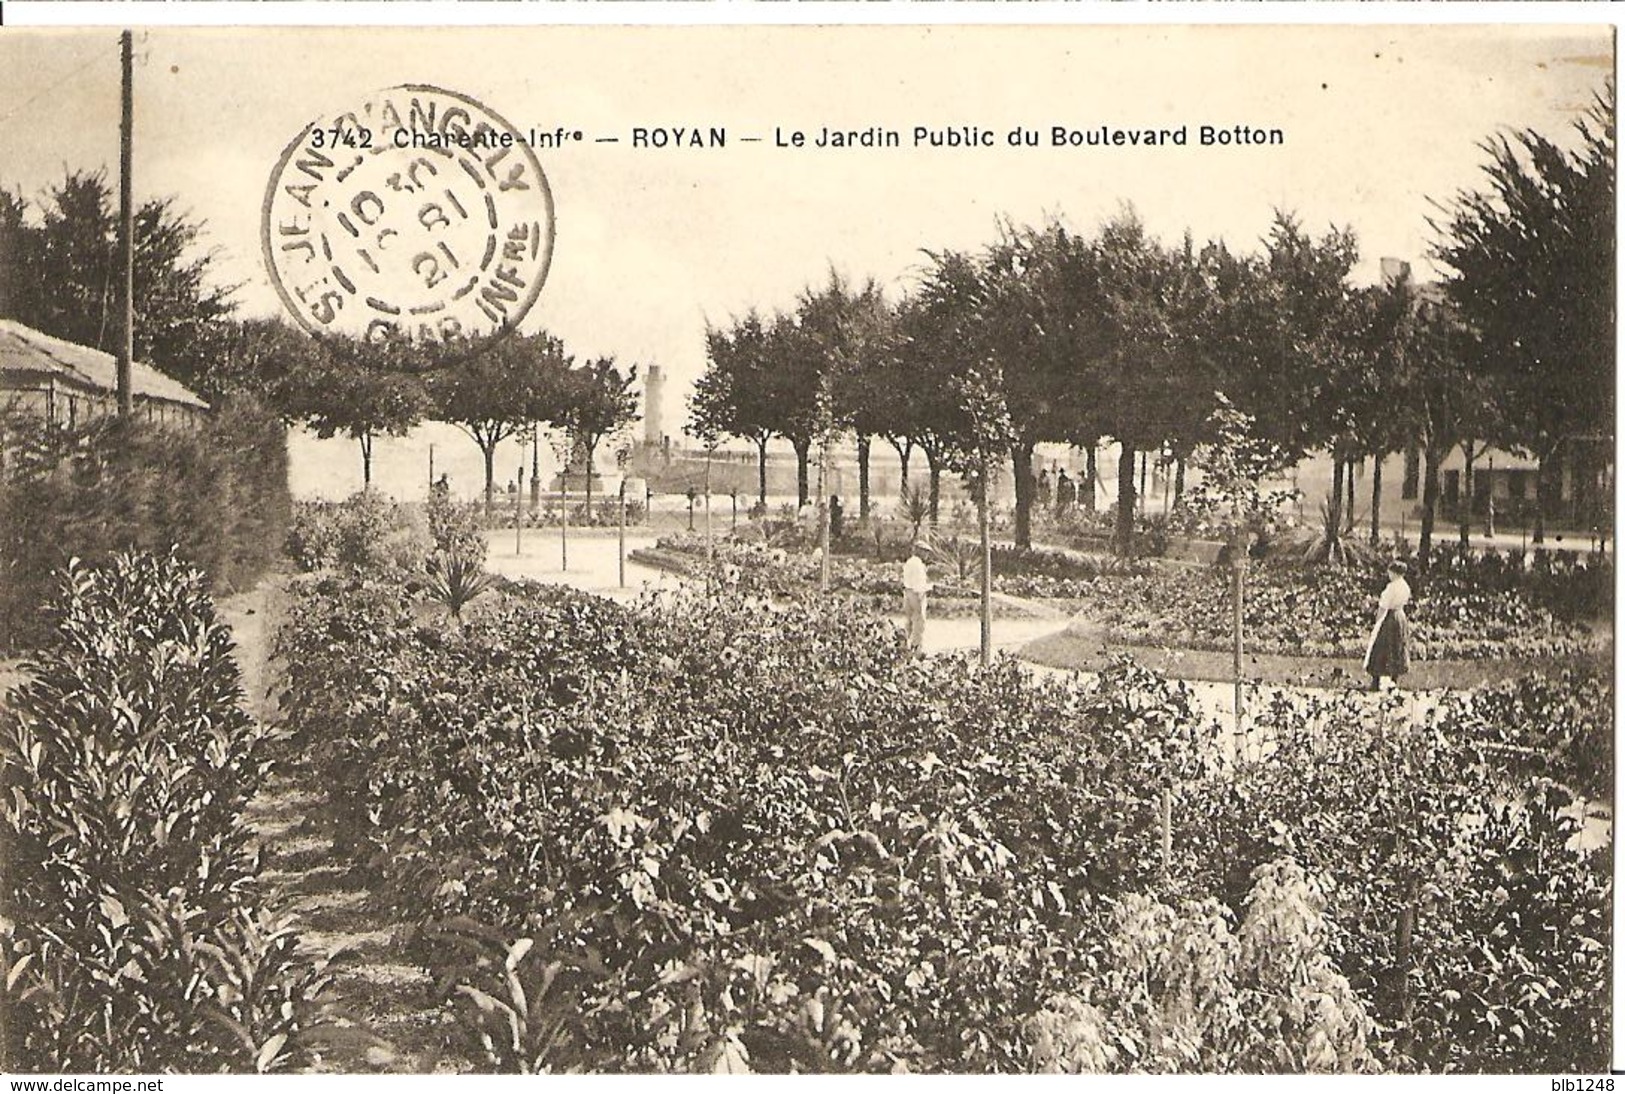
left=262, top=83, right=554, bottom=363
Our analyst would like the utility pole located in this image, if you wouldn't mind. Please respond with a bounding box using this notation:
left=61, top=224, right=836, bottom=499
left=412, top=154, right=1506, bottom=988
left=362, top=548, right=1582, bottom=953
left=116, top=30, right=134, bottom=417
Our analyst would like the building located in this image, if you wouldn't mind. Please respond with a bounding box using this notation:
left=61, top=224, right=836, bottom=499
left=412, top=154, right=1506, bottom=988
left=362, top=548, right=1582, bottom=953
left=0, top=319, right=208, bottom=429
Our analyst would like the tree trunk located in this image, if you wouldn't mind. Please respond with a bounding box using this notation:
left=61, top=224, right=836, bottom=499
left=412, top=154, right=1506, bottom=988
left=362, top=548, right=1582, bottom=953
left=1011, top=442, right=1035, bottom=550
left=926, top=449, right=942, bottom=525
left=1138, top=451, right=1148, bottom=513
left=1083, top=445, right=1098, bottom=513
left=482, top=441, right=497, bottom=521
left=755, top=437, right=769, bottom=505
left=889, top=436, right=914, bottom=496
left=584, top=441, right=596, bottom=513
left=857, top=435, right=871, bottom=520
left=360, top=431, right=373, bottom=488
left=793, top=437, right=811, bottom=507
left=1458, top=444, right=1475, bottom=547
left=1370, top=455, right=1383, bottom=545
left=1115, top=443, right=1136, bottom=556
left=1345, top=459, right=1358, bottom=533
left=1328, top=456, right=1345, bottom=546
left=1174, top=456, right=1186, bottom=506
left=1419, top=443, right=1443, bottom=573
left=1533, top=451, right=1549, bottom=545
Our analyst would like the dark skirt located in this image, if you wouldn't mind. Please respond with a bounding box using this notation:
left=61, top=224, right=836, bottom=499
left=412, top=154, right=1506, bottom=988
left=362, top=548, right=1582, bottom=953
left=1364, top=609, right=1410, bottom=678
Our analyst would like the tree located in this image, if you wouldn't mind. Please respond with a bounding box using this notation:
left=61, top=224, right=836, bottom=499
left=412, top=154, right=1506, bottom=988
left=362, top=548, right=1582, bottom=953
left=896, top=261, right=986, bottom=525
left=800, top=272, right=892, bottom=522
left=764, top=312, right=826, bottom=507
left=0, top=170, right=238, bottom=391
left=429, top=332, right=569, bottom=518
left=1091, top=211, right=1212, bottom=555
left=554, top=356, right=639, bottom=511
left=1186, top=394, right=1294, bottom=732
left=1372, top=281, right=1483, bottom=572
left=949, top=364, right=1017, bottom=666
left=975, top=223, right=1089, bottom=550
left=1429, top=86, right=1615, bottom=542
left=694, top=312, right=779, bottom=506
left=275, top=333, right=428, bottom=487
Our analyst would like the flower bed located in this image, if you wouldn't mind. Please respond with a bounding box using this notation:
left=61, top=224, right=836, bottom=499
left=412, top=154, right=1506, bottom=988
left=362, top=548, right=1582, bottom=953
left=271, top=572, right=1610, bottom=1073
left=1069, top=559, right=1587, bottom=663
left=632, top=536, right=1038, bottom=619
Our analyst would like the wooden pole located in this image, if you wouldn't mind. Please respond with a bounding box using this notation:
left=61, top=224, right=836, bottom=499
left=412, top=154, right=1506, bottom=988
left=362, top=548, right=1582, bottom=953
left=1232, top=496, right=1245, bottom=760
left=618, top=482, right=627, bottom=588
left=116, top=30, right=134, bottom=417
left=705, top=446, right=714, bottom=564
left=979, top=450, right=992, bottom=667
left=818, top=437, right=831, bottom=593
left=530, top=423, right=540, bottom=515
left=515, top=465, right=523, bottom=556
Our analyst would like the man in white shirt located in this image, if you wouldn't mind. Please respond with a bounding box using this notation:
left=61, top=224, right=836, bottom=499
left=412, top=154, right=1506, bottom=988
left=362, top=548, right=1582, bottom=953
left=902, top=543, right=930, bottom=652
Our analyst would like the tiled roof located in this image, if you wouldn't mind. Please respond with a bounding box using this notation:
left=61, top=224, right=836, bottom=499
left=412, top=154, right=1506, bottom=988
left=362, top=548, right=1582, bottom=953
left=0, top=319, right=208, bottom=410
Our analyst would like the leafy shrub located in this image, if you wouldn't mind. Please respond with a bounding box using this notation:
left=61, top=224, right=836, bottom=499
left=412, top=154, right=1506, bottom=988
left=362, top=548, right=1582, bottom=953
left=286, top=491, right=431, bottom=575
left=1423, top=542, right=1611, bottom=622
left=0, top=553, right=342, bottom=1072
left=425, top=492, right=488, bottom=565
left=1029, top=858, right=1374, bottom=1073
left=1176, top=682, right=1611, bottom=1072
left=0, top=401, right=290, bottom=651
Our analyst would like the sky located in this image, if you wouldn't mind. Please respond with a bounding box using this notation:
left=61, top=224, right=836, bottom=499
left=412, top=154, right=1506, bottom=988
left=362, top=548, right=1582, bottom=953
left=0, top=23, right=1613, bottom=498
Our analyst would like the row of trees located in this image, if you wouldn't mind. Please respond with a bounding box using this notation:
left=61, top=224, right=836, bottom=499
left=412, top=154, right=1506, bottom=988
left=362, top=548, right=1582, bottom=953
left=689, top=89, right=1614, bottom=568
left=2, top=170, right=641, bottom=516
left=266, top=327, right=640, bottom=514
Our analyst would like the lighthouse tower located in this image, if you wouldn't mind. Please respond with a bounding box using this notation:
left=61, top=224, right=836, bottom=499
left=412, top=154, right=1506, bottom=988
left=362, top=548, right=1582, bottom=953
left=644, top=364, right=666, bottom=446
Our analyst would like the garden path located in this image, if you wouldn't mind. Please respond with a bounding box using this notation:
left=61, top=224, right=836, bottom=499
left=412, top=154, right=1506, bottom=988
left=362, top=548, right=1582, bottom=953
left=480, top=530, right=1434, bottom=728
left=223, top=582, right=470, bottom=1074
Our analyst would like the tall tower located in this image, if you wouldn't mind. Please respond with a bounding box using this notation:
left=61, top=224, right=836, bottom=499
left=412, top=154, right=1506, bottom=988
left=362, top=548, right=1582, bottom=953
left=644, top=365, right=665, bottom=446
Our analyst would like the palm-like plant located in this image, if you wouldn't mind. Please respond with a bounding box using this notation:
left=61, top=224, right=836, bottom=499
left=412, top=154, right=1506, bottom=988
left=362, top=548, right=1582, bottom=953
left=1301, top=498, right=1373, bottom=568
left=425, top=551, right=498, bottom=622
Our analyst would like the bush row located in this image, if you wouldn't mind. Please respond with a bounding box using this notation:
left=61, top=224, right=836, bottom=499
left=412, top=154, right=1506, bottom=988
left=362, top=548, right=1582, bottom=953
left=0, top=400, right=290, bottom=651
left=286, top=490, right=487, bottom=576
left=273, top=574, right=1609, bottom=1072
left=0, top=554, right=343, bottom=1072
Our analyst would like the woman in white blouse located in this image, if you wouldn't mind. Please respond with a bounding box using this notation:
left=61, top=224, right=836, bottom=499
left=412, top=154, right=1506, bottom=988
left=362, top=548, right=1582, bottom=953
left=1363, top=560, right=1412, bottom=690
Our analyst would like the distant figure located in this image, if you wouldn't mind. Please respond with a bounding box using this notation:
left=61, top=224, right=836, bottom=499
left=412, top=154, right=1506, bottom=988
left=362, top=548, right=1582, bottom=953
left=902, top=542, right=931, bottom=653
left=506, top=479, right=518, bottom=496
left=1363, top=560, right=1412, bottom=691
left=829, top=495, right=845, bottom=541
left=1037, top=468, right=1052, bottom=511
left=1055, top=470, right=1076, bottom=514
left=432, top=473, right=451, bottom=498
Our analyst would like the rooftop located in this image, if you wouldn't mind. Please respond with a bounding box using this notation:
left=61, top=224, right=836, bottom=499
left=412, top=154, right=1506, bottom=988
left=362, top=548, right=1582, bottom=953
left=0, top=319, right=208, bottom=410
